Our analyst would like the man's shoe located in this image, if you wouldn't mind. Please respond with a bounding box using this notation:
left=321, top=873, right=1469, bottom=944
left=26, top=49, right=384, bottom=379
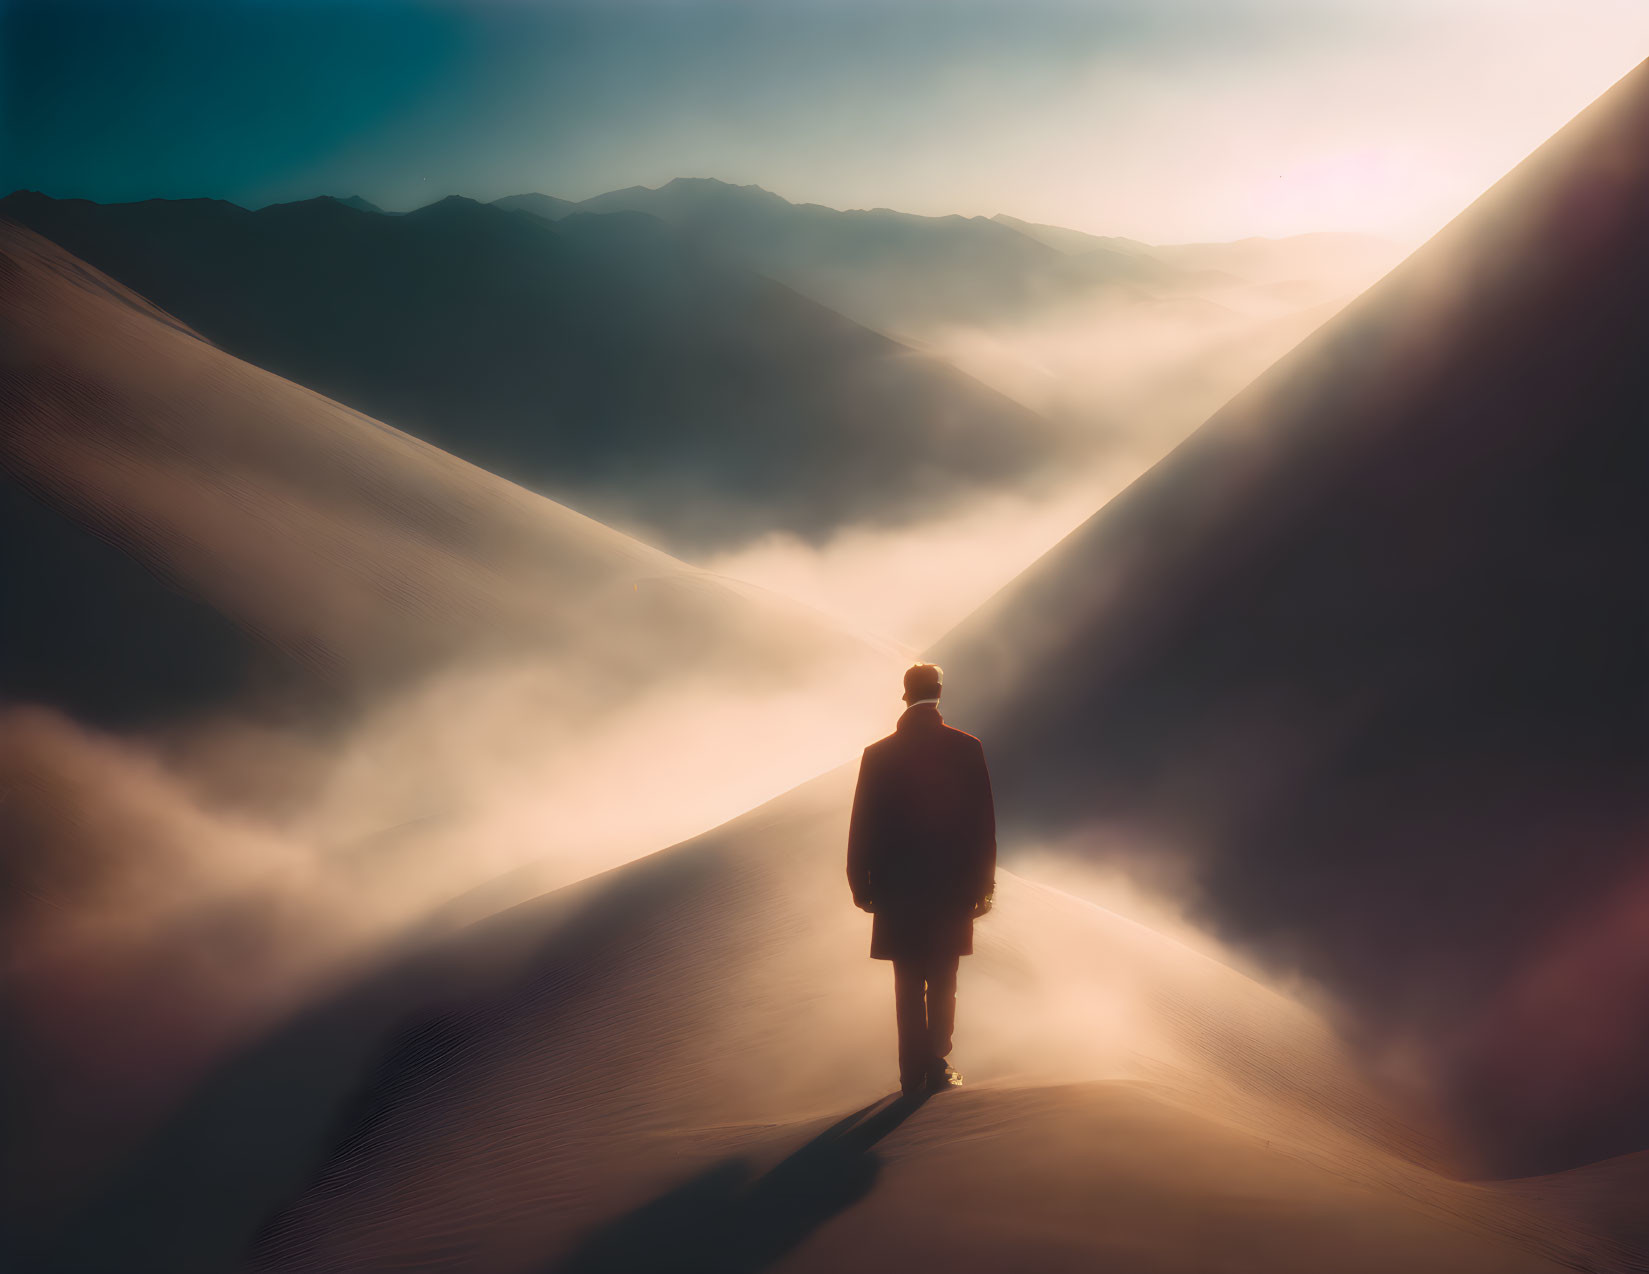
left=927, top=1061, right=963, bottom=1091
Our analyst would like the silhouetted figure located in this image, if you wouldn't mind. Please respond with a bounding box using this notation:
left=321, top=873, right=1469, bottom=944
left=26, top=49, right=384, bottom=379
left=847, top=663, right=996, bottom=1097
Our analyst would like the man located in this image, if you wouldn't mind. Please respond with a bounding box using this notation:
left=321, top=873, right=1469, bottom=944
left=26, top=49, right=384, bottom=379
left=847, top=663, right=996, bottom=1097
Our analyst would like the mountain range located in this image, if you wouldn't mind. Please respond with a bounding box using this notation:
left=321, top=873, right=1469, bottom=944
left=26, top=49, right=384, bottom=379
left=497, top=178, right=1398, bottom=335
left=0, top=189, right=1052, bottom=554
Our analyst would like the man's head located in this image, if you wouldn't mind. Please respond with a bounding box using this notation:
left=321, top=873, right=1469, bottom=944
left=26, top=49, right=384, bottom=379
left=902, top=662, right=943, bottom=704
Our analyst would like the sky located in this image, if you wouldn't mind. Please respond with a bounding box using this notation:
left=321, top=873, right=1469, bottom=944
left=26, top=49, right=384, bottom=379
left=3, top=0, right=1645, bottom=244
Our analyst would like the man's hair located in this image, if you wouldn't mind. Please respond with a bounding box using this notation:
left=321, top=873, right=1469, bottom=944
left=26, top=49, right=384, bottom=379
left=902, top=662, right=943, bottom=702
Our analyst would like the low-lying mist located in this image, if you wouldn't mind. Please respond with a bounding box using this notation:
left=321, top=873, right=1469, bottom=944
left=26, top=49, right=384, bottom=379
left=908, top=278, right=1347, bottom=429
left=0, top=636, right=912, bottom=1215
left=707, top=270, right=1360, bottom=647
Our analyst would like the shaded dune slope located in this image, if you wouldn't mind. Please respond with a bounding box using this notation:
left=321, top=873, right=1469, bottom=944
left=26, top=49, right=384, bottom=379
left=934, top=59, right=1649, bottom=1174
left=0, top=218, right=886, bottom=724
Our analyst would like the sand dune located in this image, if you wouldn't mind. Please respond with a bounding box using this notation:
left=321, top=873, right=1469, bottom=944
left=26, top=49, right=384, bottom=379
left=0, top=216, right=915, bottom=934
left=934, top=57, right=1649, bottom=1175
left=0, top=219, right=895, bottom=707
left=0, top=220, right=912, bottom=1238
left=26, top=768, right=1631, bottom=1273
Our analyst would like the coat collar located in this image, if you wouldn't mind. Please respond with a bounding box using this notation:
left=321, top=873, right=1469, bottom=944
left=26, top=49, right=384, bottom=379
left=897, top=702, right=943, bottom=731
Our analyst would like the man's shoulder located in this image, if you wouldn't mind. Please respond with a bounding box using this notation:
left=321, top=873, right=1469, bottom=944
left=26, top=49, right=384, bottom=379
left=941, top=723, right=985, bottom=750
left=863, top=732, right=899, bottom=758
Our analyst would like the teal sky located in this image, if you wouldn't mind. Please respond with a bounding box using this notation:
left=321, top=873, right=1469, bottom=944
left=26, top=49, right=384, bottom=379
left=4, top=0, right=1644, bottom=243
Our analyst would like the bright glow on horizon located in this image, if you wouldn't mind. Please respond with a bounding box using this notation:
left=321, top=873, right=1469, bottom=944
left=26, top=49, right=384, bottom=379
left=10, top=1, right=1645, bottom=247
left=650, top=8, right=1645, bottom=247
left=428, top=1, right=1649, bottom=246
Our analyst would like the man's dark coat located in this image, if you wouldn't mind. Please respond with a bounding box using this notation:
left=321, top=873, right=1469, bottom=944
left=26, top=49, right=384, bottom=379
left=846, top=703, right=996, bottom=961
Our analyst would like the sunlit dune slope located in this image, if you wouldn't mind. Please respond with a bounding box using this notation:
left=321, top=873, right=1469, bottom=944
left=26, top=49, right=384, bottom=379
left=934, top=58, right=1649, bottom=1175
left=38, top=770, right=1632, bottom=1274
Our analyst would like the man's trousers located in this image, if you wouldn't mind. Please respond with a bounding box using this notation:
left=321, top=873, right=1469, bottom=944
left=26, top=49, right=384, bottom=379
left=892, top=954, right=959, bottom=1086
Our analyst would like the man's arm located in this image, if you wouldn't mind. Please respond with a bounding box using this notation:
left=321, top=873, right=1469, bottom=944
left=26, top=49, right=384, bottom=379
left=971, top=738, right=997, bottom=916
left=846, top=748, right=877, bottom=911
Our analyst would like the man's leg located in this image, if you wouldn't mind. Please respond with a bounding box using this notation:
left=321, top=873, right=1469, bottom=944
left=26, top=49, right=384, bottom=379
left=892, top=960, right=929, bottom=1090
left=926, top=954, right=960, bottom=1066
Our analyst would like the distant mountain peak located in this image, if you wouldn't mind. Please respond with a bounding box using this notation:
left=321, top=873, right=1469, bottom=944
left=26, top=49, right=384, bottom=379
left=407, top=193, right=489, bottom=219
left=659, top=175, right=785, bottom=200
left=574, top=177, right=794, bottom=215
left=492, top=192, right=578, bottom=220
left=258, top=195, right=373, bottom=218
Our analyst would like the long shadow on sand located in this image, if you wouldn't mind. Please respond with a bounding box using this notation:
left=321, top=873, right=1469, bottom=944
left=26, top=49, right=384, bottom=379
left=550, top=1092, right=928, bottom=1274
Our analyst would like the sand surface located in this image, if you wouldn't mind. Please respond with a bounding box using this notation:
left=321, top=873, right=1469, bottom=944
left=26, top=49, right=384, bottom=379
left=33, top=771, right=1631, bottom=1273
